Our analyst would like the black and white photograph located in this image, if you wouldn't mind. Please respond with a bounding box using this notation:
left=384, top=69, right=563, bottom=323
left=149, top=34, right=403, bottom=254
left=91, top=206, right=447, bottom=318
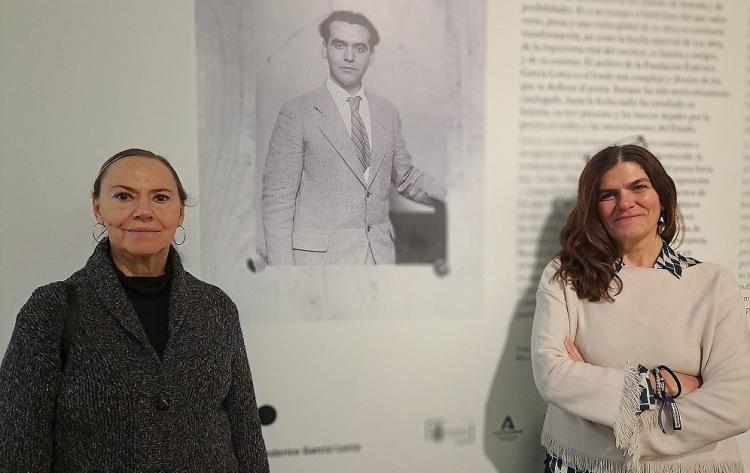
left=196, top=0, right=484, bottom=271
left=195, top=0, right=485, bottom=322
left=260, top=9, right=447, bottom=266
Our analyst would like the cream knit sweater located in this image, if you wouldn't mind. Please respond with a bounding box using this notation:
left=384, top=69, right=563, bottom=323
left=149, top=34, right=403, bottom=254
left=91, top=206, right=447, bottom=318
left=532, top=259, right=750, bottom=473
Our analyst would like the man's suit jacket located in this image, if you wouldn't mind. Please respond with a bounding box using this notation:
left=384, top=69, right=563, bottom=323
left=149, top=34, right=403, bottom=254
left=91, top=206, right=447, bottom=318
left=262, top=85, right=446, bottom=265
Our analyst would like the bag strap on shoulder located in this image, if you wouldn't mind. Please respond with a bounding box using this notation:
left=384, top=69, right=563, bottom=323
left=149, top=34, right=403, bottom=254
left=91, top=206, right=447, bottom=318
left=61, top=281, right=79, bottom=367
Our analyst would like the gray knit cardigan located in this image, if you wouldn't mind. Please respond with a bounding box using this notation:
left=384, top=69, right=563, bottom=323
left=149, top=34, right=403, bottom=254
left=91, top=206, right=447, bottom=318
left=0, top=241, right=269, bottom=472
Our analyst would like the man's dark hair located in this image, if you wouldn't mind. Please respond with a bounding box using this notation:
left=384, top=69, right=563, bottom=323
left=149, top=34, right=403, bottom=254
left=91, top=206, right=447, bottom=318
left=319, top=11, right=380, bottom=50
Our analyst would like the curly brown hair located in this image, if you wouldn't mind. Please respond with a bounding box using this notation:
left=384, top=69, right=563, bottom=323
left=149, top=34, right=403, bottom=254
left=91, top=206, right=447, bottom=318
left=555, top=145, right=680, bottom=302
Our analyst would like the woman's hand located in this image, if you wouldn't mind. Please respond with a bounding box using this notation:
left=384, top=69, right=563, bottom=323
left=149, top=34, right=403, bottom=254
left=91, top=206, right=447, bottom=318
left=565, top=337, right=702, bottom=396
left=651, top=370, right=702, bottom=397
left=564, top=337, right=585, bottom=362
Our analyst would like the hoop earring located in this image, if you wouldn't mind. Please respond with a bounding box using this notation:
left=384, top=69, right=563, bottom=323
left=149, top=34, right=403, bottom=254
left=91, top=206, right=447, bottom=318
left=173, top=225, right=186, bottom=246
left=92, top=222, right=107, bottom=242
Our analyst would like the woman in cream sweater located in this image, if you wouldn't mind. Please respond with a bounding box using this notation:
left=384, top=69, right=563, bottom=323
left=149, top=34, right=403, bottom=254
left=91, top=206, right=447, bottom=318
left=531, top=144, right=750, bottom=473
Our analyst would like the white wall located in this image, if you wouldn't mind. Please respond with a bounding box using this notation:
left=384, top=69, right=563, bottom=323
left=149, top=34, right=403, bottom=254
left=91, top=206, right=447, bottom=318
left=0, top=0, right=201, bottom=353
left=1, top=1, right=748, bottom=471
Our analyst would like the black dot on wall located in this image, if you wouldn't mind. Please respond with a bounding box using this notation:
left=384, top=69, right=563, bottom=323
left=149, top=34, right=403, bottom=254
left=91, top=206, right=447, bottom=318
left=258, top=405, right=277, bottom=426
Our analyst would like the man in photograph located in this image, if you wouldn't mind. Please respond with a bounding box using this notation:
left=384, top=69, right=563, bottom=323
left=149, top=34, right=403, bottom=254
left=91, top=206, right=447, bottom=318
left=262, top=10, right=446, bottom=265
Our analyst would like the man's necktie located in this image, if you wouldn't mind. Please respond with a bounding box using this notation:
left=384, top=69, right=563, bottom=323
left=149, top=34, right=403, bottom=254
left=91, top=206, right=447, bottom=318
left=347, top=96, right=370, bottom=171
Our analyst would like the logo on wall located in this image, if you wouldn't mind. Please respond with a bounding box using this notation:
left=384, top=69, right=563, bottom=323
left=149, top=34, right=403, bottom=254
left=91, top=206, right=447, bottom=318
left=492, top=415, right=524, bottom=442
left=424, top=417, right=475, bottom=446
left=259, top=404, right=363, bottom=458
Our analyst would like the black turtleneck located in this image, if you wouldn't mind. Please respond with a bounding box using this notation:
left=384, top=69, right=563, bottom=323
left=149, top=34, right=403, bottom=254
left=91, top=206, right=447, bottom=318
left=113, top=264, right=171, bottom=358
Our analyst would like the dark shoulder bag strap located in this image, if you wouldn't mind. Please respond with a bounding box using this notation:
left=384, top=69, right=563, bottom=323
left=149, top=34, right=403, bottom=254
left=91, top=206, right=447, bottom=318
left=61, top=281, right=80, bottom=367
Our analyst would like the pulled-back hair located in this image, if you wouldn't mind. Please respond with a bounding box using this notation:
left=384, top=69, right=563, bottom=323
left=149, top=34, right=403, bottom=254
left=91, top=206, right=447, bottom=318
left=92, top=148, right=188, bottom=205
left=555, top=145, right=679, bottom=302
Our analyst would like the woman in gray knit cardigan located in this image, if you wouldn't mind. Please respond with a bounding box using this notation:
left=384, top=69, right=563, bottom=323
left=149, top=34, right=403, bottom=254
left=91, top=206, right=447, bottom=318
left=532, top=145, right=750, bottom=473
left=0, top=149, right=269, bottom=472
